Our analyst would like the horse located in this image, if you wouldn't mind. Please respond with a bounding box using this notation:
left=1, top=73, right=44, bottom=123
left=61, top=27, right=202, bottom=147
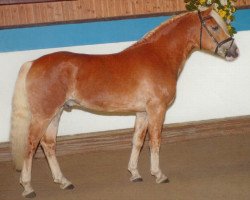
left=10, top=7, right=239, bottom=198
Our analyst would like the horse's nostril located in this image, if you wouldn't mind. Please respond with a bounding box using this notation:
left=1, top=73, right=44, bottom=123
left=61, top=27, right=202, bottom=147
left=226, top=50, right=232, bottom=57
left=226, top=47, right=239, bottom=58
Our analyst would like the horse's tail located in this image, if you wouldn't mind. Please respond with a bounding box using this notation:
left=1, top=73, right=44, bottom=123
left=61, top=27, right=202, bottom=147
left=10, top=61, right=32, bottom=171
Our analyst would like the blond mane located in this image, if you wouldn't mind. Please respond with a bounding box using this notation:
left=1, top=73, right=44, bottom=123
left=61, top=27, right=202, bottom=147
left=131, top=12, right=193, bottom=48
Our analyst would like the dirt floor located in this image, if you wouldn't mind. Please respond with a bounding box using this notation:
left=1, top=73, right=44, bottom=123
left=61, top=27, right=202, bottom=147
left=1, top=133, right=250, bottom=200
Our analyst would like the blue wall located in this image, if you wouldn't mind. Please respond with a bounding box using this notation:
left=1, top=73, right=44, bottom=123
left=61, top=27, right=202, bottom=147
left=0, top=9, right=249, bottom=53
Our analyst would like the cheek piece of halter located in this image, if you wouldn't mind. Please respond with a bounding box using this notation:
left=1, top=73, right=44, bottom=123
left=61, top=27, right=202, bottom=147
left=198, top=10, right=234, bottom=55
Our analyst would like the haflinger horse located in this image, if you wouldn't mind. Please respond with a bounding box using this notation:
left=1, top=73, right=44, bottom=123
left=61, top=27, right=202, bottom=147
left=10, top=7, right=239, bottom=198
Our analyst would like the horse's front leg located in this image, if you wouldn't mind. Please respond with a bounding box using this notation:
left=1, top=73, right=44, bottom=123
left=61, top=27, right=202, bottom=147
left=147, top=104, right=169, bottom=184
left=128, top=112, right=148, bottom=182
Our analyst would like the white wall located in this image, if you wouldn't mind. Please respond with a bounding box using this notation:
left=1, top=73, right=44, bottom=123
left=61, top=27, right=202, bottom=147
left=1, top=31, right=250, bottom=143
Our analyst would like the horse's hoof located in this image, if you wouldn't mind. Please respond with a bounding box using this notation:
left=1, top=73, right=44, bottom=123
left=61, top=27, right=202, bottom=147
left=156, top=175, right=169, bottom=184
left=65, top=184, right=75, bottom=190
left=160, top=178, right=170, bottom=183
left=24, top=191, right=36, bottom=198
left=130, top=175, right=143, bottom=183
left=132, top=177, right=143, bottom=182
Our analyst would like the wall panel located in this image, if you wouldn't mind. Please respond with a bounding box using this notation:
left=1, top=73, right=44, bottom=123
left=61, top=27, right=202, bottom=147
left=0, top=0, right=249, bottom=28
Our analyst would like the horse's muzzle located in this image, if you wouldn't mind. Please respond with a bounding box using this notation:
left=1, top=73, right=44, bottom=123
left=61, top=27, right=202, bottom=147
left=225, top=43, right=239, bottom=61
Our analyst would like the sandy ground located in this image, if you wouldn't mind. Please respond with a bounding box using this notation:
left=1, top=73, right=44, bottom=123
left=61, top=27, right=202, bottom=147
left=1, top=133, right=250, bottom=200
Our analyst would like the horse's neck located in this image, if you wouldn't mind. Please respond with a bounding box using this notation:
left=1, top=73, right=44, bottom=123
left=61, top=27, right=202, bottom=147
left=136, top=12, right=199, bottom=77
left=156, top=13, right=198, bottom=63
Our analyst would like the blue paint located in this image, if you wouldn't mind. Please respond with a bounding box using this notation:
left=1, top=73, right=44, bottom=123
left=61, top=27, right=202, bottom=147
left=0, top=16, right=169, bottom=53
left=0, top=9, right=249, bottom=53
left=232, top=9, right=250, bottom=31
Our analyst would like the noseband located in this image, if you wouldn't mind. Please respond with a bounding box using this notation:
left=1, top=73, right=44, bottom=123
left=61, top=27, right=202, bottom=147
left=198, top=10, right=234, bottom=55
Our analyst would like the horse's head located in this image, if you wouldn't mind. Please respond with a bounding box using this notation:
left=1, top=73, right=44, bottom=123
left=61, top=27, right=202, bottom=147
left=198, top=7, right=239, bottom=61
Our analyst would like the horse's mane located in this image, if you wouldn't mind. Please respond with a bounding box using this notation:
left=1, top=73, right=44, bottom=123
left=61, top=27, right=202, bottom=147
left=130, top=11, right=194, bottom=48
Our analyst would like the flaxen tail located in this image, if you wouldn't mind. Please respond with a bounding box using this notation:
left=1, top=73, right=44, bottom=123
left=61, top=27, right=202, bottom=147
left=10, top=62, right=32, bottom=171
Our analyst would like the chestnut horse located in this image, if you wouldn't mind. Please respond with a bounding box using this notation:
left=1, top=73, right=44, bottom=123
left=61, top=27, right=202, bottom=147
left=11, top=8, right=239, bottom=198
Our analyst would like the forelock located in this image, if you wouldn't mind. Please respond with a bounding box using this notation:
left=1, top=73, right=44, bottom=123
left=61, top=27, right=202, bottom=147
left=210, top=10, right=229, bottom=35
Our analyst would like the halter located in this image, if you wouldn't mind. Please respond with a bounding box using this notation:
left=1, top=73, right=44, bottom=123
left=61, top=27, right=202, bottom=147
left=198, top=10, right=234, bottom=55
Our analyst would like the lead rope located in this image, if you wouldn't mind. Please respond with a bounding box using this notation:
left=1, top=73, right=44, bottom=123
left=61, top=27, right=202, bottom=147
left=198, top=10, right=203, bottom=50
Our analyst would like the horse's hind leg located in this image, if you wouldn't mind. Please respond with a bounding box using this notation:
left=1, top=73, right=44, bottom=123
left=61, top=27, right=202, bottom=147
left=147, top=103, right=169, bottom=184
left=20, top=118, right=50, bottom=198
left=128, top=112, right=148, bottom=182
left=40, top=111, right=74, bottom=190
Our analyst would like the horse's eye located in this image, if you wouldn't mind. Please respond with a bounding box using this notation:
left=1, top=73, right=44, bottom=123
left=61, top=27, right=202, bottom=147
left=212, top=26, right=219, bottom=31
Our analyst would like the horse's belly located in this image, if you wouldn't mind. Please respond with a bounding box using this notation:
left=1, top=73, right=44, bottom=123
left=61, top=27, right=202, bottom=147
left=73, top=85, right=147, bottom=113
left=78, top=94, right=146, bottom=113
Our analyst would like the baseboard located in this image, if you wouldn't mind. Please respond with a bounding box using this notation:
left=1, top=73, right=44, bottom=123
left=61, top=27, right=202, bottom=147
left=1, top=115, right=250, bottom=162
